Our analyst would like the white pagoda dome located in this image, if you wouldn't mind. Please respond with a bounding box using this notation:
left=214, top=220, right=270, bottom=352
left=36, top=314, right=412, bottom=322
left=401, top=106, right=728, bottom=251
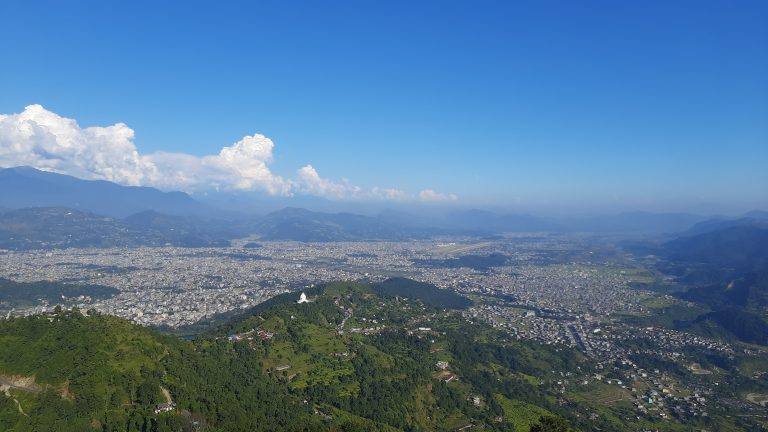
left=297, top=292, right=308, bottom=304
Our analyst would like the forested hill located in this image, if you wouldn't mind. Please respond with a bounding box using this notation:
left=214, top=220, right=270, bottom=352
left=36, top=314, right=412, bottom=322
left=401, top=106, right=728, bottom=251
left=0, top=283, right=604, bottom=432
left=654, top=222, right=768, bottom=345
left=0, top=309, right=317, bottom=431
left=372, top=277, right=474, bottom=309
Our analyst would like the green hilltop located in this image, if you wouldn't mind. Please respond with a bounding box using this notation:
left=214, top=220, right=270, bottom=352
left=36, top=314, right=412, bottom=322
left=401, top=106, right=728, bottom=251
left=1, top=280, right=706, bottom=432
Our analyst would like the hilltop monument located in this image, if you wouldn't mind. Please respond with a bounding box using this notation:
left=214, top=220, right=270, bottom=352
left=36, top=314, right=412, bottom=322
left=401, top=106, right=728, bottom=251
left=297, top=292, right=309, bottom=304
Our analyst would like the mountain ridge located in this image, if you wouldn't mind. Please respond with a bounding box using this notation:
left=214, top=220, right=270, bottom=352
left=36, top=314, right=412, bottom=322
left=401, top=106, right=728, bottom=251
left=0, top=166, right=212, bottom=218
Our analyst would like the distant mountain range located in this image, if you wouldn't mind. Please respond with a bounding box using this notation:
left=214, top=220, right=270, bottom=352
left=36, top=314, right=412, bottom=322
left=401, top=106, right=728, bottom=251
left=0, top=207, right=230, bottom=249
left=249, top=207, right=435, bottom=242
left=643, top=218, right=768, bottom=345
left=0, top=166, right=211, bottom=218
left=440, top=209, right=711, bottom=235
left=0, top=166, right=766, bottom=246
left=679, top=215, right=768, bottom=237
left=665, top=223, right=768, bottom=272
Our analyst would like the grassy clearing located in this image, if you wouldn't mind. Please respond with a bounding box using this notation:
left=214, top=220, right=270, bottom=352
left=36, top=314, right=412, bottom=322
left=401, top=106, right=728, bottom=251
left=323, top=405, right=400, bottom=431
left=302, top=323, right=347, bottom=354
left=570, top=382, right=633, bottom=406
left=611, top=267, right=658, bottom=284
left=292, top=364, right=355, bottom=390
left=495, top=394, right=552, bottom=432
left=517, top=373, right=540, bottom=386
left=261, top=322, right=350, bottom=384
left=746, top=393, right=768, bottom=407
left=638, top=294, right=678, bottom=310
left=738, top=356, right=768, bottom=377
left=439, top=411, right=471, bottom=431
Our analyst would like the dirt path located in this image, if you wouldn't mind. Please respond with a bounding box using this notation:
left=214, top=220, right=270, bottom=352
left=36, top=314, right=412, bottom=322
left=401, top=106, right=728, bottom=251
left=13, top=398, right=28, bottom=416
left=160, top=386, right=173, bottom=405
left=335, top=297, right=353, bottom=335
left=0, top=375, right=42, bottom=394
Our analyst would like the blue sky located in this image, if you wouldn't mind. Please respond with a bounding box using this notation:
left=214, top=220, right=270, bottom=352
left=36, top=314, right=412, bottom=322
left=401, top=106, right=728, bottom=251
left=0, top=0, right=766, bottom=211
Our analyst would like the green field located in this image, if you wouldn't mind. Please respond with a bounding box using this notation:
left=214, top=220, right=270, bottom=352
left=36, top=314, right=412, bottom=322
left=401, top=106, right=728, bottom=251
left=495, top=394, right=553, bottom=431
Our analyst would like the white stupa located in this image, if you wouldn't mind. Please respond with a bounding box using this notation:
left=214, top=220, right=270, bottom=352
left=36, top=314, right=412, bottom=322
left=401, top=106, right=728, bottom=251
left=297, top=292, right=309, bottom=304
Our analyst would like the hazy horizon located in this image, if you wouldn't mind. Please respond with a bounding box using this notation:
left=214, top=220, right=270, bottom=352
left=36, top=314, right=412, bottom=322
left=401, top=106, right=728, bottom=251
left=1, top=1, right=766, bottom=213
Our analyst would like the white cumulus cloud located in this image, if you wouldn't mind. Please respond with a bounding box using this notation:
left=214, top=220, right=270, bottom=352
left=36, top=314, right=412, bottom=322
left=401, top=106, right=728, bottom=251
left=370, top=186, right=409, bottom=201
left=0, top=104, right=154, bottom=186
left=147, top=135, right=291, bottom=195
left=0, top=104, right=457, bottom=203
left=419, top=189, right=458, bottom=203
left=0, top=104, right=288, bottom=195
left=295, top=165, right=413, bottom=201
left=295, top=164, right=362, bottom=199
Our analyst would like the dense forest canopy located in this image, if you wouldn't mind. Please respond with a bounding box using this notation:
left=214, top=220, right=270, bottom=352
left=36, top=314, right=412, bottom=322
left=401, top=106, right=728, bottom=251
left=2, top=281, right=760, bottom=431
